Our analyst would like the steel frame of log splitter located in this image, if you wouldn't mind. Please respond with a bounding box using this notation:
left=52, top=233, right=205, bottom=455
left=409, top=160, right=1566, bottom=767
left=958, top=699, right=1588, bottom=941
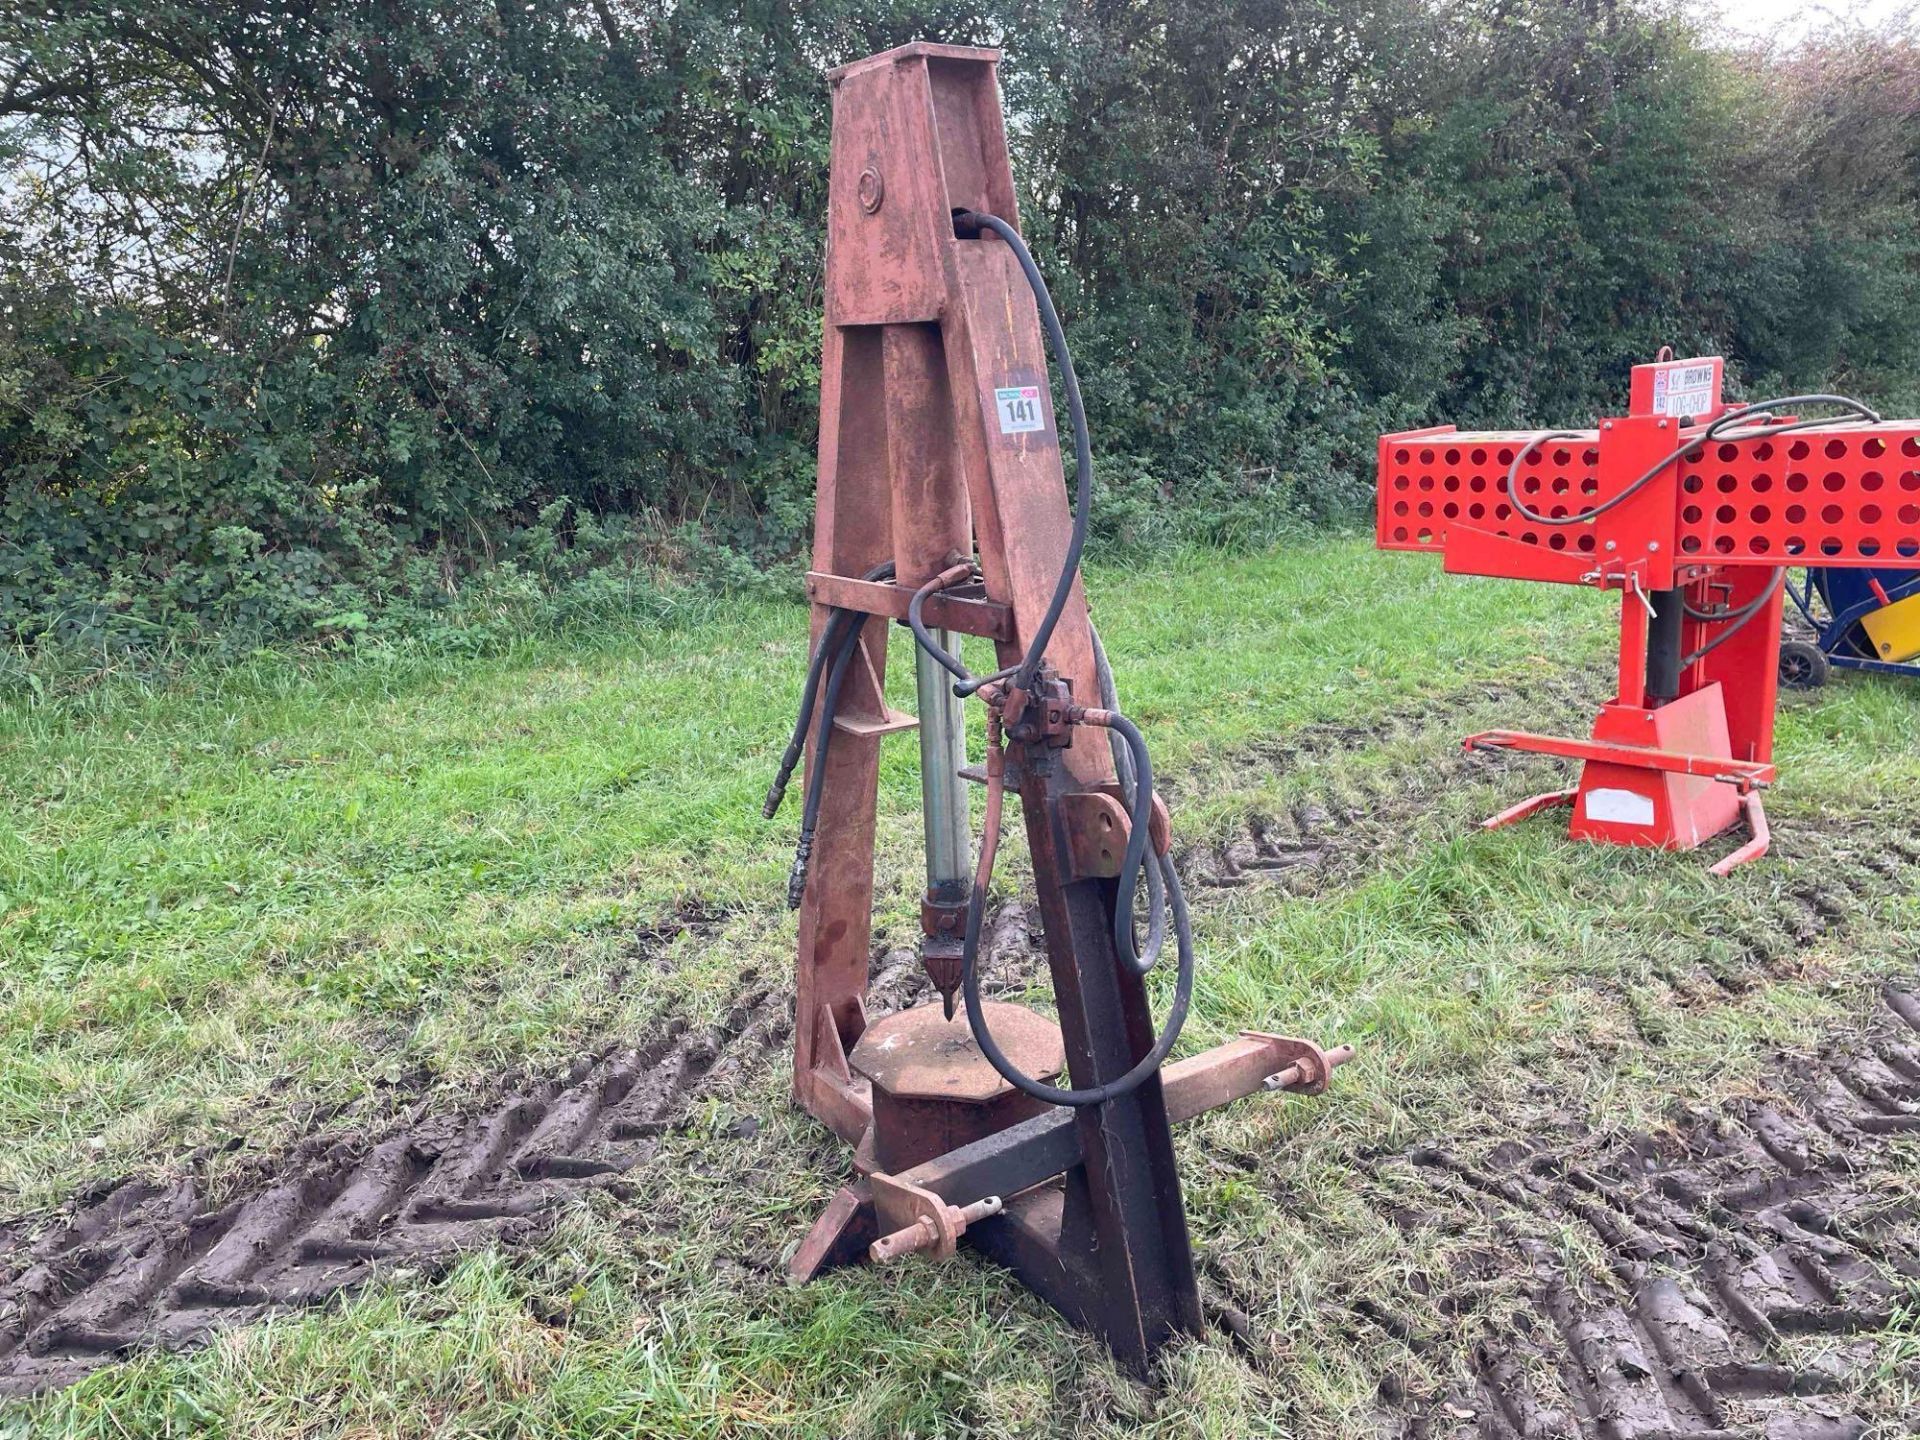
left=779, top=43, right=1347, bottom=1375
left=1379, top=352, right=1920, bottom=873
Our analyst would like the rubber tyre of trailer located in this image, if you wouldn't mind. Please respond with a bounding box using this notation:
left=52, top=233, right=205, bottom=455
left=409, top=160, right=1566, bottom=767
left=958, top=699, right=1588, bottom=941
left=1778, top=638, right=1831, bottom=689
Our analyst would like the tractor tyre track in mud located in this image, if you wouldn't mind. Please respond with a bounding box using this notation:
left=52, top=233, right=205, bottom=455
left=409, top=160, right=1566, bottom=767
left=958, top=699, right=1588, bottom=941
left=0, top=899, right=1044, bottom=1397
left=0, top=973, right=785, bottom=1397
left=1368, top=983, right=1920, bottom=1439
left=1191, top=674, right=1600, bottom=891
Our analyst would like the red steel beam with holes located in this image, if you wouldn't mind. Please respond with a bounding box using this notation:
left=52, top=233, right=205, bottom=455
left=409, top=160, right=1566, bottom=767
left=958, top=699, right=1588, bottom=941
left=1379, top=424, right=1920, bottom=572
left=1375, top=354, right=1920, bottom=871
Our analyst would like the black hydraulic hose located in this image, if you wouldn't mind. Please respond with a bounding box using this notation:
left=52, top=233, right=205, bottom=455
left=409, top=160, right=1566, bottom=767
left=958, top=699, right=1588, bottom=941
left=1091, top=625, right=1167, bottom=977
left=786, top=612, right=868, bottom=909
left=765, top=561, right=896, bottom=820
left=764, top=606, right=854, bottom=818
left=1104, top=710, right=1173, bottom=977
left=1704, top=394, right=1881, bottom=442
left=907, top=568, right=972, bottom=682
left=1502, top=394, right=1880, bottom=531
left=1500, top=430, right=1591, bottom=528
left=928, top=211, right=1191, bottom=1105
left=958, top=212, right=1092, bottom=695
left=1088, top=627, right=1129, bottom=779
left=1680, top=569, right=1785, bottom=669
left=906, top=563, right=1015, bottom=695
left=1681, top=568, right=1785, bottom=622
left=958, top=718, right=1195, bottom=1109
left=960, top=864, right=1195, bottom=1109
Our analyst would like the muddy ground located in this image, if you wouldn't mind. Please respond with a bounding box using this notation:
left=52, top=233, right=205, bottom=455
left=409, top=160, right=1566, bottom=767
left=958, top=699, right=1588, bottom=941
left=1186, top=671, right=1602, bottom=891
left=3, top=678, right=1917, bottom=1433
left=0, top=900, right=1051, bottom=1399
left=1367, top=982, right=1920, bottom=1439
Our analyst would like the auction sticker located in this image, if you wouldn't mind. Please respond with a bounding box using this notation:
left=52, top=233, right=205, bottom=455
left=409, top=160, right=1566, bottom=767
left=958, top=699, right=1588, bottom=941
left=995, top=385, right=1045, bottom=434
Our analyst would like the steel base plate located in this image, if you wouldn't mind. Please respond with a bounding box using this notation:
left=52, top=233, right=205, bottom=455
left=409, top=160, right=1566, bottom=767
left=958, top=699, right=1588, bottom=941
left=851, top=1001, right=1066, bottom=1172
left=850, top=1001, right=1063, bottom=1103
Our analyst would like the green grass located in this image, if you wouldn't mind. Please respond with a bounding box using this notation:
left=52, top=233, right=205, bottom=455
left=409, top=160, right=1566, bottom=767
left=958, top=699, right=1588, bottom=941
left=3, top=537, right=1917, bottom=1437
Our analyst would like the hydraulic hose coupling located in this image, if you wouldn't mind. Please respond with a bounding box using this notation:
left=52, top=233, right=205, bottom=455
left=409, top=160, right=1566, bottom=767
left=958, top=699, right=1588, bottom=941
left=999, top=670, right=1077, bottom=749
left=786, top=830, right=814, bottom=910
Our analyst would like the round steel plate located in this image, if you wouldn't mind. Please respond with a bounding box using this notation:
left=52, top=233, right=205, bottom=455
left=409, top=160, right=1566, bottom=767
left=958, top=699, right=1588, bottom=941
left=850, top=1001, right=1065, bottom=1103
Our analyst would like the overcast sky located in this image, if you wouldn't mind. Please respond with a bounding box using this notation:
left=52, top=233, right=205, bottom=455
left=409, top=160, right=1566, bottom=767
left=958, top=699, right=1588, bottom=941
left=1689, top=0, right=1916, bottom=44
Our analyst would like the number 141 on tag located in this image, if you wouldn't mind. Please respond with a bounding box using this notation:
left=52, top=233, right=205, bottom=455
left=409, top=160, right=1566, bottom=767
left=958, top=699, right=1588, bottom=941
left=994, top=386, right=1045, bottom=435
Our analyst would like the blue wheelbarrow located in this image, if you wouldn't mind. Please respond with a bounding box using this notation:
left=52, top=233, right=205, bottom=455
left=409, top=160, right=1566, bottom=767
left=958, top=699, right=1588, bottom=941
left=1780, top=566, right=1920, bottom=687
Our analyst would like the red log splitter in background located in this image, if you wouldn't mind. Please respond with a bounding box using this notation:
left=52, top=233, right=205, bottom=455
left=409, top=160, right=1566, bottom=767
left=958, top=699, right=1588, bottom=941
left=1378, top=353, right=1920, bottom=872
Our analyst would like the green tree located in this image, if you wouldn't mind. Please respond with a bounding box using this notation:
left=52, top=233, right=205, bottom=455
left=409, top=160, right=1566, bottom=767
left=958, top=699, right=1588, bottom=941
left=2, top=0, right=1915, bottom=645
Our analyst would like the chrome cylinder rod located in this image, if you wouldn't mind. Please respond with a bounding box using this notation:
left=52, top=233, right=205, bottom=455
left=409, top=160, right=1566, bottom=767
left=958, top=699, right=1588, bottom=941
left=916, top=630, right=971, bottom=887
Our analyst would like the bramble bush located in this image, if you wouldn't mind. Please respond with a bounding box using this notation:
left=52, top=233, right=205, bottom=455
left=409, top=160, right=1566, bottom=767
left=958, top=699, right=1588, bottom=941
left=2, top=1, right=1916, bottom=654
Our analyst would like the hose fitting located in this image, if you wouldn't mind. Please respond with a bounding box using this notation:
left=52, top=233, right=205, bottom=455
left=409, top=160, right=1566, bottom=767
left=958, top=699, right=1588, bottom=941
left=786, top=830, right=814, bottom=910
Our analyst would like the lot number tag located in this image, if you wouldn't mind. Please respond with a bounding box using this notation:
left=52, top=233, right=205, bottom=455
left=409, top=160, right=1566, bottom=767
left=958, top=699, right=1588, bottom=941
left=995, top=385, right=1044, bottom=434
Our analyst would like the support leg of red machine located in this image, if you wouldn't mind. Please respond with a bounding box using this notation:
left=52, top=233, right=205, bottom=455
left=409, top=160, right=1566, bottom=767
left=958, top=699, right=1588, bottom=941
left=1478, top=786, right=1577, bottom=831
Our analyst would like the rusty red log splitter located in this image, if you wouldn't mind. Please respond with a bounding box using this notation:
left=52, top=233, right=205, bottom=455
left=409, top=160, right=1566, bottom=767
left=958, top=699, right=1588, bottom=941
left=762, top=43, right=1349, bottom=1375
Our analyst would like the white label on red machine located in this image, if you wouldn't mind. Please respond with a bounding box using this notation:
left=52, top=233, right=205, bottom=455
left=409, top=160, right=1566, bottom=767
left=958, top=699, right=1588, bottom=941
left=995, top=386, right=1045, bottom=434
left=1650, top=364, right=1716, bottom=419
left=1584, top=787, right=1656, bottom=827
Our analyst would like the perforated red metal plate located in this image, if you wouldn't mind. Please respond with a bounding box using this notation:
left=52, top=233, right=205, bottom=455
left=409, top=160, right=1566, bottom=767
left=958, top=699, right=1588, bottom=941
left=1673, top=425, right=1920, bottom=565
left=1377, top=428, right=1603, bottom=557
left=1378, top=422, right=1920, bottom=568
